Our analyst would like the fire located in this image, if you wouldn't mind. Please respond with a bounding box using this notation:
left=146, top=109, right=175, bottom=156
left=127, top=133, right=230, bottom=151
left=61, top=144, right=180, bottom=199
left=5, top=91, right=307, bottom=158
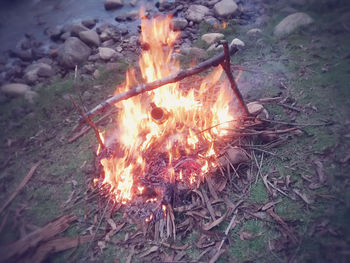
left=96, top=15, right=240, bottom=204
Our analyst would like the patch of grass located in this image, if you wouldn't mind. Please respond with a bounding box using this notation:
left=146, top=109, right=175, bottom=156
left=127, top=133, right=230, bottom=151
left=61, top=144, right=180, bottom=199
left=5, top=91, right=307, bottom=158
left=249, top=180, right=269, bottom=203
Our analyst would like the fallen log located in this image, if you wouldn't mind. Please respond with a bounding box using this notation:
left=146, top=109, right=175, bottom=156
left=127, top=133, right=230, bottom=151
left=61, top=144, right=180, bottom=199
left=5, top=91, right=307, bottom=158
left=74, top=45, right=240, bottom=131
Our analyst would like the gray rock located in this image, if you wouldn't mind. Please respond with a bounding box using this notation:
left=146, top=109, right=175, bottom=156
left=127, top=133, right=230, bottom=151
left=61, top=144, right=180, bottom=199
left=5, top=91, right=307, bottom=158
left=99, top=47, right=117, bottom=61
left=61, top=32, right=71, bottom=41
left=247, top=28, right=262, bottom=36
left=79, top=30, right=101, bottom=47
left=171, top=17, right=188, bottom=30
left=230, top=38, right=245, bottom=47
left=130, top=0, right=138, bottom=6
left=204, top=16, right=220, bottom=26
left=10, top=48, right=33, bottom=61
left=101, top=39, right=115, bottom=47
left=274, top=12, right=313, bottom=38
left=24, top=63, right=54, bottom=83
left=45, top=26, right=63, bottom=41
left=1, top=83, right=38, bottom=103
left=70, top=24, right=89, bottom=37
left=58, top=37, right=92, bottom=68
left=186, top=5, right=210, bottom=22
left=214, top=0, right=238, bottom=17
left=201, top=33, right=224, bottom=45
left=104, top=0, right=124, bottom=10
left=82, top=19, right=98, bottom=29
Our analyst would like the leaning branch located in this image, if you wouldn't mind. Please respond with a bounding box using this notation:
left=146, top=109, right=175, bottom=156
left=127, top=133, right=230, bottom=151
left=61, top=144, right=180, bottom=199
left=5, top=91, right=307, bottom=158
left=75, top=46, right=239, bottom=129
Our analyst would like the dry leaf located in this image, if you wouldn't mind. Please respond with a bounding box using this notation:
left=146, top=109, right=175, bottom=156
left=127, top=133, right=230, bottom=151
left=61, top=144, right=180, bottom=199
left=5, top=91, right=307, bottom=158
left=313, top=160, right=326, bottom=184
left=107, top=218, right=117, bottom=230
left=203, top=213, right=227, bottom=231
left=98, top=241, right=106, bottom=252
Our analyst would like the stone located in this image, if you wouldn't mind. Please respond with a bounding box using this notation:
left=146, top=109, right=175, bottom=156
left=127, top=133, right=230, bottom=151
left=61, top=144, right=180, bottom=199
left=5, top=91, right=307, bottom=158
left=204, top=16, right=220, bottom=26
left=219, top=147, right=249, bottom=167
left=130, top=0, right=138, bottom=6
left=171, top=17, right=188, bottom=30
left=247, top=28, right=262, bottom=36
left=247, top=101, right=264, bottom=116
left=58, top=37, right=92, bottom=68
left=104, top=0, right=124, bottom=10
left=98, top=47, right=117, bottom=60
left=186, top=5, right=210, bottom=23
left=10, top=48, right=33, bottom=61
left=207, top=43, right=222, bottom=52
left=82, top=19, right=98, bottom=29
left=201, top=33, right=224, bottom=45
left=24, top=63, right=54, bottom=84
left=93, top=69, right=100, bottom=79
left=61, top=32, right=71, bottom=41
left=274, top=12, right=313, bottom=38
left=101, top=39, right=115, bottom=47
left=1, top=83, right=31, bottom=97
left=24, top=90, right=38, bottom=104
left=230, top=38, right=245, bottom=47
left=214, top=0, right=238, bottom=17
left=79, top=30, right=101, bottom=47
left=70, top=24, right=89, bottom=37
left=45, top=26, right=63, bottom=41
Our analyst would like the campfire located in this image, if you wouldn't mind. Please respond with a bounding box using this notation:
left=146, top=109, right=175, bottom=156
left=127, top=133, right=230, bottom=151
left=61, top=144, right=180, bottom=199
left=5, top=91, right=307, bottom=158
left=92, top=14, right=246, bottom=222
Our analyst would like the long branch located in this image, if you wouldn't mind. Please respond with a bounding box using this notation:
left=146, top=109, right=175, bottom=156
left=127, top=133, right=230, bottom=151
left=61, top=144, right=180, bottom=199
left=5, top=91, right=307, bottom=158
left=77, top=46, right=239, bottom=126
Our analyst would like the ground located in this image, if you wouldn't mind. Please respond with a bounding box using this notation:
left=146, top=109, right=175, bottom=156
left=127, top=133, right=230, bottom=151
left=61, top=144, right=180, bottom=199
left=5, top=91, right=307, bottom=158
left=0, top=1, right=349, bottom=262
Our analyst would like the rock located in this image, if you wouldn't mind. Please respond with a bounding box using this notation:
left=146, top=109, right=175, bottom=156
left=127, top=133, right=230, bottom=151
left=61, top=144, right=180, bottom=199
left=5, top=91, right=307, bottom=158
left=204, top=16, right=220, bottom=26
left=247, top=28, right=262, bottom=36
left=93, top=69, right=100, bottom=79
left=98, top=47, right=117, bottom=60
left=61, top=32, right=71, bottom=41
left=101, top=39, right=115, bottom=47
left=186, top=5, right=210, bottom=23
left=207, top=43, right=222, bottom=52
left=45, top=26, right=63, bottom=41
left=10, top=48, right=33, bottom=61
left=104, top=0, right=124, bottom=10
left=70, top=24, right=89, bottom=37
left=82, top=19, right=98, bottom=29
left=58, top=37, right=92, bottom=68
left=230, top=38, right=245, bottom=47
left=125, top=10, right=139, bottom=20
left=1, top=83, right=31, bottom=96
left=78, top=30, right=101, bottom=47
left=106, top=62, right=122, bottom=71
left=247, top=101, right=264, bottom=116
left=214, top=0, right=238, bottom=17
left=1, top=83, right=38, bottom=103
left=274, top=12, right=313, bottom=38
left=219, top=147, right=249, bottom=167
left=201, top=33, right=224, bottom=45
left=171, top=17, right=188, bottom=30
left=130, top=0, right=138, bottom=6
left=24, top=63, right=54, bottom=84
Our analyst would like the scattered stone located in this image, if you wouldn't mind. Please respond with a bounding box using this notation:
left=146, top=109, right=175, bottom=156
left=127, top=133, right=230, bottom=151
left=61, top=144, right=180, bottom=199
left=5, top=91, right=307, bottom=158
left=247, top=28, right=262, bottom=36
left=230, top=38, right=245, bottom=47
left=81, top=19, right=98, bottom=29
left=79, top=30, right=101, bottom=47
left=70, top=24, right=89, bottom=37
left=247, top=101, right=264, bottom=116
left=10, top=48, right=33, bottom=61
left=93, top=69, right=100, bottom=79
left=204, top=16, right=220, bottom=26
left=186, top=5, right=210, bottom=23
left=104, top=0, right=124, bottom=10
left=130, top=0, right=138, bottom=6
left=61, top=32, right=71, bottom=41
left=207, top=43, right=222, bottom=52
left=24, top=63, right=54, bottom=83
left=171, top=17, right=188, bottom=30
left=125, top=10, right=139, bottom=20
left=214, top=0, right=238, bottom=17
left=274, top=12, right=313, bottom=38
left=106, top=62, right=122, bottom=71
left=0, top=83, right=38, bottom=103
left=45, top=26, right=63, bottom=41
left=99, top=47, right=117, bottom=61
left=101, top=39, right=115, bottom=47
left=219, top=147, right=249, bottom=166
left=201, top=33, right=224, bottom=45
left=58, top=37, right=92, bottom=68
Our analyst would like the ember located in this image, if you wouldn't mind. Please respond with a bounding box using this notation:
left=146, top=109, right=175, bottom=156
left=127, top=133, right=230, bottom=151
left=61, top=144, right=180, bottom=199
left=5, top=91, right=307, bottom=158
left=95, top=14, right=243, bottom=218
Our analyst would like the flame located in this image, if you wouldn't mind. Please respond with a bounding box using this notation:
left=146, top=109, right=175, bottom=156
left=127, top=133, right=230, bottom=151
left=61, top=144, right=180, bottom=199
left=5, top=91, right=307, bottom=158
left=96, top=15, right=240, bottom=204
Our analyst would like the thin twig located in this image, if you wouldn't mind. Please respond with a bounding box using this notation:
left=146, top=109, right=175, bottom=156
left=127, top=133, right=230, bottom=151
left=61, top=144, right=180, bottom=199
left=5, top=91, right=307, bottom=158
left=69, top=95, right=105, bottom=150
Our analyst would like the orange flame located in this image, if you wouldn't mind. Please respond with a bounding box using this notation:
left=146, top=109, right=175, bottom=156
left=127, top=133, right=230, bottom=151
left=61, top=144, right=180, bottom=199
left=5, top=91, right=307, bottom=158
left=96, top=15, right=240, bottom=204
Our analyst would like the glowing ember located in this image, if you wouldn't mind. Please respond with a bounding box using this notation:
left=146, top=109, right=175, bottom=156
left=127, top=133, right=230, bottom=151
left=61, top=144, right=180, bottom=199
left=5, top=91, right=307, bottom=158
left=96, top=14, right=241, bottom=205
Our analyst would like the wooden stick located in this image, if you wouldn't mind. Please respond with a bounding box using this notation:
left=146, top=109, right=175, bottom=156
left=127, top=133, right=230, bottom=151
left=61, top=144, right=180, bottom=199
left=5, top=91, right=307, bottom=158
left=69, top=95, right=105, bottom=150
left=221, top=41, right=249, bottom=116
left=76, top=46, right=239, bottom=127
left=0, top=162, right=40, bottom=215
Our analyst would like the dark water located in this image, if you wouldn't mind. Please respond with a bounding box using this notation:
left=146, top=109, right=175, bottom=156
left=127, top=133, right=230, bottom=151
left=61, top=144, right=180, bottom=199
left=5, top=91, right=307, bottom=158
left=0, top=0, right=156, bottom=55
